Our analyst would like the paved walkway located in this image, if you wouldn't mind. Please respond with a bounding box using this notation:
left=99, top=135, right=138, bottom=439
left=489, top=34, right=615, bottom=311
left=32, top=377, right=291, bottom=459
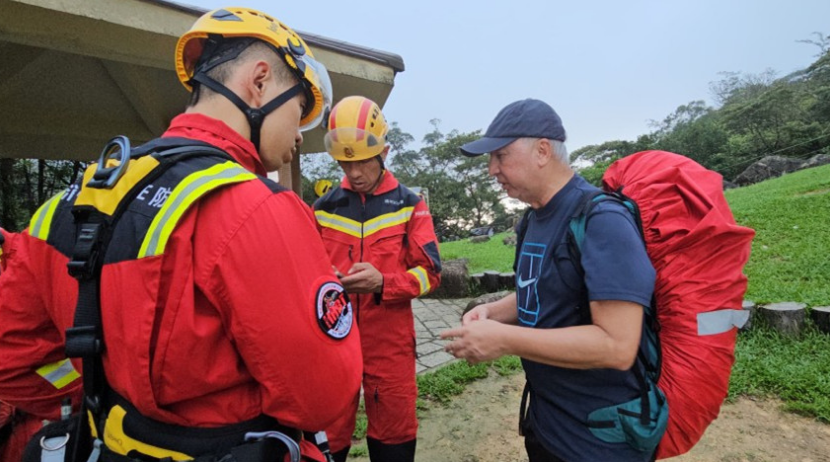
left=412, top=298, right=471, bottom=373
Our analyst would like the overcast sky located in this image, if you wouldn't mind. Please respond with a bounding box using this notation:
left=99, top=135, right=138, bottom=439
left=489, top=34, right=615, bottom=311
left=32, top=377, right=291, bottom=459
left=183, top=0, right=830, bottom=153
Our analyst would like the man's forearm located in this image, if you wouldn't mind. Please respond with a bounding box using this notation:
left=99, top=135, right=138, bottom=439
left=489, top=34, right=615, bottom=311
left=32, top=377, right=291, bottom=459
left=486, top=293, right=519, bottom=324
left=500, top=324, right=638, bottom=370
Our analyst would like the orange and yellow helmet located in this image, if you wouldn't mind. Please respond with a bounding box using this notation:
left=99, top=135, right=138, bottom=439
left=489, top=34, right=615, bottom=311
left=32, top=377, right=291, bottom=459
left=324, top=96, right=389, bottom=162
left=175, top=7, right=332, bottom=131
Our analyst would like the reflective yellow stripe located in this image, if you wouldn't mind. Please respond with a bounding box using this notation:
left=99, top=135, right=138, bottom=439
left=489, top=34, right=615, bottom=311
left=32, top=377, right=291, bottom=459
left=104, top=405, right=192, bottom=460
left=363, top=207, right=414, bottom=237
left=139, top=162, right=256, bottom=258
left=407, top=266, right=430, bottom=296
left=315, top=210, right=362, bottom=238
left=315, top=207, right=414, bottom=240
left=35, top=358, right=80, bottom=389
left=28, top=191, right=64, bottom=241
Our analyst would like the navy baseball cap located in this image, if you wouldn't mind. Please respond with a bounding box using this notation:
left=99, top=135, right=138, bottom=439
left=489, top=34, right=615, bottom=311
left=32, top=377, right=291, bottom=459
left=459, top=98, right=566, bottom=157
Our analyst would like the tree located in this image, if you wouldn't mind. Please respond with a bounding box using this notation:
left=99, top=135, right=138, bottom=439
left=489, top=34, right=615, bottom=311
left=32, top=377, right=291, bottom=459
left=0, top=158, right=83, bottom=231
left=570, top=136, right=654, bottom=165
left=650, top=101, right=729, bottom=169
left=388, top=121, right=508, bottom=241
left=576, top=34, right=830, bottom=183
left=797, top=32, right=830, bottom=57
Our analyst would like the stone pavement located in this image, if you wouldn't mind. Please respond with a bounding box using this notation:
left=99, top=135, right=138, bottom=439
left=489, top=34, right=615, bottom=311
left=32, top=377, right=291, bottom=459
left=412, top=297, right=472, bottom=374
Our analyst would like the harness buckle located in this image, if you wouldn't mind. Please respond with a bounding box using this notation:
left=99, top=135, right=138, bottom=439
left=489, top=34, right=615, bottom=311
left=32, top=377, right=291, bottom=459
left=67, top=223, right=103, bottom=280
left=65, top=326, right=102, bottom=358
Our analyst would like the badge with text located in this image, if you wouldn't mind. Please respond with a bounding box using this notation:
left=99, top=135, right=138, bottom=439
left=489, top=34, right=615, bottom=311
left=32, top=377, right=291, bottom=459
left=316, top=282, right=353, bottom=339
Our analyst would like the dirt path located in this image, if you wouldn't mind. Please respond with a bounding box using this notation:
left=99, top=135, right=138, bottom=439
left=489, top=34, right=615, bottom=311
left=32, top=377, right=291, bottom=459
left=351, top=370, right=830, bottom=462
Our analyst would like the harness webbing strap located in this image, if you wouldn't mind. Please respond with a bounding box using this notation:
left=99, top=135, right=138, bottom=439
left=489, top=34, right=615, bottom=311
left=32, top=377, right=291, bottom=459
left=66, top=216, right=108, bottom=414
left=39, top=436, right=68, bottom=462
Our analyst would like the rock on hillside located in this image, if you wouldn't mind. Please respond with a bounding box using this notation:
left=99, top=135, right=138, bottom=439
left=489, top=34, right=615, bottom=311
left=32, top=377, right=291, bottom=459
left=734, top=154, right=830, bottom=186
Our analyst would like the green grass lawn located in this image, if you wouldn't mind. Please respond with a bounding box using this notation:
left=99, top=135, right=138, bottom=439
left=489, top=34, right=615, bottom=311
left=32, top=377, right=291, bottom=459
left=730, top=327, right=830, bottom=422
left=434, top=164, right=830, bottom=422
left=439, top=231, right=515, bottom=273
left=726, top=164, right=830, bottom=306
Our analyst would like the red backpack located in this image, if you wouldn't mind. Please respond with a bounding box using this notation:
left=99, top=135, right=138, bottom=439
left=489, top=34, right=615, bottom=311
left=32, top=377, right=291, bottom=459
left=601, top=151, right=755, bottom=458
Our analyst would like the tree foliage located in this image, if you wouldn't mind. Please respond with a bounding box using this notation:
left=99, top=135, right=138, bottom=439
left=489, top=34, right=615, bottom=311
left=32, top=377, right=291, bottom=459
left=389, top=121, right=509, bottom=241
left=573, top=35, right=830, bottom=182
left=0, top=159, right=84, bottom=232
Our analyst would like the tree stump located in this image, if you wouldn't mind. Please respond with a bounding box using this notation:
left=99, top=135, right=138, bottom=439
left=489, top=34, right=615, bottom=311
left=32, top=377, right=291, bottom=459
left=470, top=273, right=484, bottom=290
left=810, top=306, right=830, bottom=334
left=463, top=290, right=512, bottom=317
left=741, top=300, right=756, bottom=331
left=482, top=270, right=501, bottom=293
left=499, top=272, right=515, bottom=290
left=757, top=302, right=806, bottom=336
left=427, top=259, right=469, bottom=298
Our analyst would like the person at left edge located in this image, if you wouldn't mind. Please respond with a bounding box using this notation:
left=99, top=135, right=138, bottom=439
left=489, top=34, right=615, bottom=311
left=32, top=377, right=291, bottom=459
left=0, top=7, right=361, bottom=461
left=1, top=227, right=41, bottom=462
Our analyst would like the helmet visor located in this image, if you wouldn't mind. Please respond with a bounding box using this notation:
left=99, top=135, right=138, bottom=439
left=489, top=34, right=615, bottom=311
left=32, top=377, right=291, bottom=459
left=324, top=127, right=386, bottom=161
left=299, top=57, right=333, bottom=132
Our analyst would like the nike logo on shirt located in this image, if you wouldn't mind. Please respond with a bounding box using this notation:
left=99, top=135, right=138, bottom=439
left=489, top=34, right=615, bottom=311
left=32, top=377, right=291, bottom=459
left=517, top=276, right=537, bottom=288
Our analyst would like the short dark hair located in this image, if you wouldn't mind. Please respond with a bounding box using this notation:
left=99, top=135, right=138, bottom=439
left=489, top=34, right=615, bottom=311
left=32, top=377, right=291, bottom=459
left=188, top=38, right=298, bottom=106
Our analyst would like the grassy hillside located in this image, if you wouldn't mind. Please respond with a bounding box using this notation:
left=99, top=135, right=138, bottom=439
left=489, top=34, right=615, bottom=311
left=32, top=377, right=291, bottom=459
left=726, top=164, right=830, bottom=306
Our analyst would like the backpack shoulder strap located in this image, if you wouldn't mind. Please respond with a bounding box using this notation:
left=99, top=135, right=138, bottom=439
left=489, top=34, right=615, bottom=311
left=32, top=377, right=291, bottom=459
left=567, top=188, right=640, bottom=253
left=512, top=208, right=533, bottom=272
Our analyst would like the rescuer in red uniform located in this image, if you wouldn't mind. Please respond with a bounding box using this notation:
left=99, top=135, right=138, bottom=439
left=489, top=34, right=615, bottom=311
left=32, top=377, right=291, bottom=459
left=0, top=7, right=361, bottom=461
left=313, top=96, right=442, bottom=462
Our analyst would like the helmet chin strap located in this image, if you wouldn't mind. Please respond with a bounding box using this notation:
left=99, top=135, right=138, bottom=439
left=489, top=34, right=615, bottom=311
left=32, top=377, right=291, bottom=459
left=191, top=72, right=302, bottom=152
left=366, top=155, right=386, bottom=193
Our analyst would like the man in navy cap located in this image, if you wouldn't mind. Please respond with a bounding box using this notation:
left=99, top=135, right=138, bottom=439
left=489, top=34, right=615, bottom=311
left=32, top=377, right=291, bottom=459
left=441, top=99, right=657, bottom=462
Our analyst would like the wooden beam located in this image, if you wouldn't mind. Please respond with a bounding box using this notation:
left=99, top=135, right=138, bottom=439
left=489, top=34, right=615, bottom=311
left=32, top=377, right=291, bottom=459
left=102, top=60, right=170, bottom=136
left=278, top=163, right=292, bottom=191
left=0, top=42, right=45, bottom=88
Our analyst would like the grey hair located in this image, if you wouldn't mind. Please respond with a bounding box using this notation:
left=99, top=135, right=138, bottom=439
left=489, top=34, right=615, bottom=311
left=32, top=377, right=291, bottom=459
left=551, top=139, right=569, bottom=165
left=519, top=138, right=569, bottom=165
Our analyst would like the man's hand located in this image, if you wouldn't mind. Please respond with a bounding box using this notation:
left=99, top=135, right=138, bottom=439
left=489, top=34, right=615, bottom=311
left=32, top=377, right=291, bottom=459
left=440, top=319, right=507, bottom=364
left=462, top=304, right=490, bottom=326
left=340, top=262, right=383, bottom=294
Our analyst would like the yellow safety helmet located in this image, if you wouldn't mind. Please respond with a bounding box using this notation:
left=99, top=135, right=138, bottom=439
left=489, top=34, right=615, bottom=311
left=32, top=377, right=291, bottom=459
left=314, top=179, right=333, bottom=197
left=176, top=7, right=332, bottom=131
left=324, top=96, right=389, bottom=162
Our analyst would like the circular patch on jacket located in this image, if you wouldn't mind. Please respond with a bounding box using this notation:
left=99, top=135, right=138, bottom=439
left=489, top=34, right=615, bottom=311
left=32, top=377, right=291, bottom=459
left=316, top=282, right=353, bottom=339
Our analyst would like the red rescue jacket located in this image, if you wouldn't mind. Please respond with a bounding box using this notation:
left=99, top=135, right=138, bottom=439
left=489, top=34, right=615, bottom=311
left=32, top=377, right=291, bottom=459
left=313, top=173, right=441, bottom=367
left=0, top=114, right=362, bottom=442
